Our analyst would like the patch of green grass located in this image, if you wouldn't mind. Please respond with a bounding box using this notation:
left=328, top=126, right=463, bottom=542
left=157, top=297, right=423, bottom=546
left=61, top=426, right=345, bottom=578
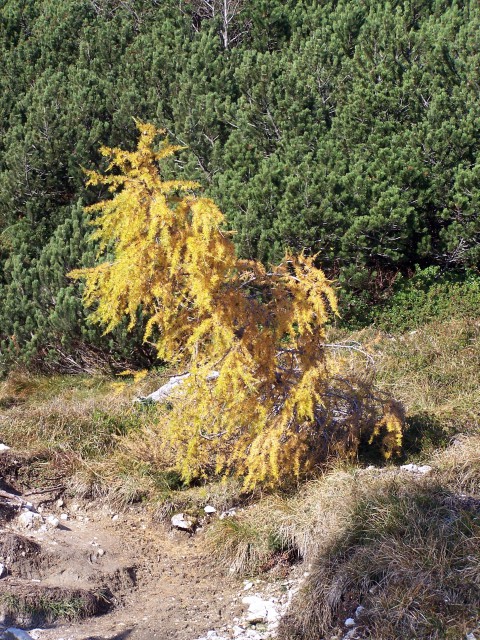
left=0, top=588, right=106, bottom=625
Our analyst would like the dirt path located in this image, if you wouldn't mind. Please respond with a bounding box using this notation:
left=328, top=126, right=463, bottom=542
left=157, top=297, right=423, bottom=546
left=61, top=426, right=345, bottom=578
left=2, top=500, right=245, bottom=640
left=0, top=450, right=251, bottom=640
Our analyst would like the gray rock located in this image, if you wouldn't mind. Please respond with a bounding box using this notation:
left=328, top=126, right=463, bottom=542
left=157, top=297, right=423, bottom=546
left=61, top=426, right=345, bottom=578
left=355, top=605, right=365, bottom=618
left=344, top=617, right=356, bottom=627
left=204, top=505, right=216, bottom=514
left=0, top=444, right=10, bottom=453
left=0, top=564, right=6, bottom=579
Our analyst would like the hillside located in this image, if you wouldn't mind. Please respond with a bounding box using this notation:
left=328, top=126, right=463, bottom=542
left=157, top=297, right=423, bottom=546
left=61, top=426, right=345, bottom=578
left=0, top=0, right=479, bottom=370
left=0, top=1, right=479, bottom=639
left=0, top=312, right=479, bottom=639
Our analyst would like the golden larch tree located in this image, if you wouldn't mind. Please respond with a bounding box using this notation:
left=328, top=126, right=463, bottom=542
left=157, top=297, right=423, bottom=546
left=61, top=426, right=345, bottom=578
left=71, top=123, right=403, bottom=488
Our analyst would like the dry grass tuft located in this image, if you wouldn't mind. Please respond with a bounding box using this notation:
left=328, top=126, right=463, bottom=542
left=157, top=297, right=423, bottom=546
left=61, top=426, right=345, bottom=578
left=0, top=369, right=169, bottom=503
left=207, top=467, right=360, bottom=574
left=275, top=438, right=480, bottom=640
left=431, top=434, right=480, bottom=495
left=208, top=436, right=480, bottom=639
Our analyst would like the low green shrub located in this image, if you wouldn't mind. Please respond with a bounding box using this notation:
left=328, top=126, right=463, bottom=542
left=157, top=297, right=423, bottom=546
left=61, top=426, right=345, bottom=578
left=344, top=266, right=480, bottom=332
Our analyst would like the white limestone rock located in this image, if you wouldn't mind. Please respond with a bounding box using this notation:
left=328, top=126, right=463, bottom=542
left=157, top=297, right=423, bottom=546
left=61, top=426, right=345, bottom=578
left=219, top=508, right=237, bottom=519
left=17, top=510, right=43, bottom=530
left=45, top=515, right=59, bottom=529
left=242, top=596, right=279, bottom=625
left=171, top=513, right=195, bottom=531
left=204, top=505, right=216, bottom=514
left=400, top=463, right=432, bottom=474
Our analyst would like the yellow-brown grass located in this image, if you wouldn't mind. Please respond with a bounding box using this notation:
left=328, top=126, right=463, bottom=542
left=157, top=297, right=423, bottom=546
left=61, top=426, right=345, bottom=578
left=208, top=436, right=480, bottom=639
left=0, top=369, right=171, bottom=503
left=367, top=317, right=480, bottom=438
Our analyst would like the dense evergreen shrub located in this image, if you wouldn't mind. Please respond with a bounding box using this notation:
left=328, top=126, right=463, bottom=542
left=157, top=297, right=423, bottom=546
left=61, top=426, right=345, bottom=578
left=0, top=0, right=479, bottom=367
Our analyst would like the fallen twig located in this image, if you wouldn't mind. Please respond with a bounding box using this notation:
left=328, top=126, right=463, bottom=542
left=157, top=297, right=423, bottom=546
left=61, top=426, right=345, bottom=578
left=24, top=485, right=64, bottom=497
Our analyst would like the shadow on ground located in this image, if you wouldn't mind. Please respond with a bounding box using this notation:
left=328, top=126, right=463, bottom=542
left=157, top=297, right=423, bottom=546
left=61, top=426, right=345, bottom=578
left=84, top=630, right=135, bottom=640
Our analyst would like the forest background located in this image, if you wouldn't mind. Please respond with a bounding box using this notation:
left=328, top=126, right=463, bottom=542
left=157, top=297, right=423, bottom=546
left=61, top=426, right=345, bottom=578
left=1, top=0, right=479, bottom=374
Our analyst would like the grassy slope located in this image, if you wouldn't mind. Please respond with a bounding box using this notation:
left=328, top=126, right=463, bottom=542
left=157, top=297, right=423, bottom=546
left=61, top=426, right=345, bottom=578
left=1, top=313, right=479, bottom=639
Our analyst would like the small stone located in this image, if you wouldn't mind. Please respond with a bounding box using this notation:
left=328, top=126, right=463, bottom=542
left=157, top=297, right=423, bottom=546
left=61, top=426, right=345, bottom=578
left=232, top=626, right=245, bottom=637
left=46, top=515, right=59, bottom=529
left=400, top=463, right=432, bottom=474
left=0, top=443, right=10, bottom=453
left=17, top=511, right=43, bottom=530
left=56, top=499, right=64, bottom=508
left=204, top=505, right=216, bottom=514
left=219, top=508, right=237, bottom=519
left=344, top=618, right=356, bottom=628
left=242, top=595, right=278, bottom=625
left=418, top=464, right=432, bottom=474
left=243, top=581, right=254, bottom=591
left=97, top=548, right=105, bottom=557
left=355, top=605, right=365, bottom=618
left=0, top=563, right=7, bottom=578
left=171, top=513, right=195, bottom=531
left=112, top=514, right=119, bottom=522
left=60, top=513, right=68, bottom=521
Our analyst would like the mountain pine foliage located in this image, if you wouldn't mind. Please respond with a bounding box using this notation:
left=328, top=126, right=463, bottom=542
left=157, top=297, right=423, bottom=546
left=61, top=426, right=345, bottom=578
left=0, top=0, right=479, bottom=369
left=71, top=123, right=403, bottom=487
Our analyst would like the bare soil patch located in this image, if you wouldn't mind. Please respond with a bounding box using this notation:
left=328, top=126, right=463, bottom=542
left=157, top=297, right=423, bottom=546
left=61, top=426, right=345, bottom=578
left=0, top=454, right=244, bottom=640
